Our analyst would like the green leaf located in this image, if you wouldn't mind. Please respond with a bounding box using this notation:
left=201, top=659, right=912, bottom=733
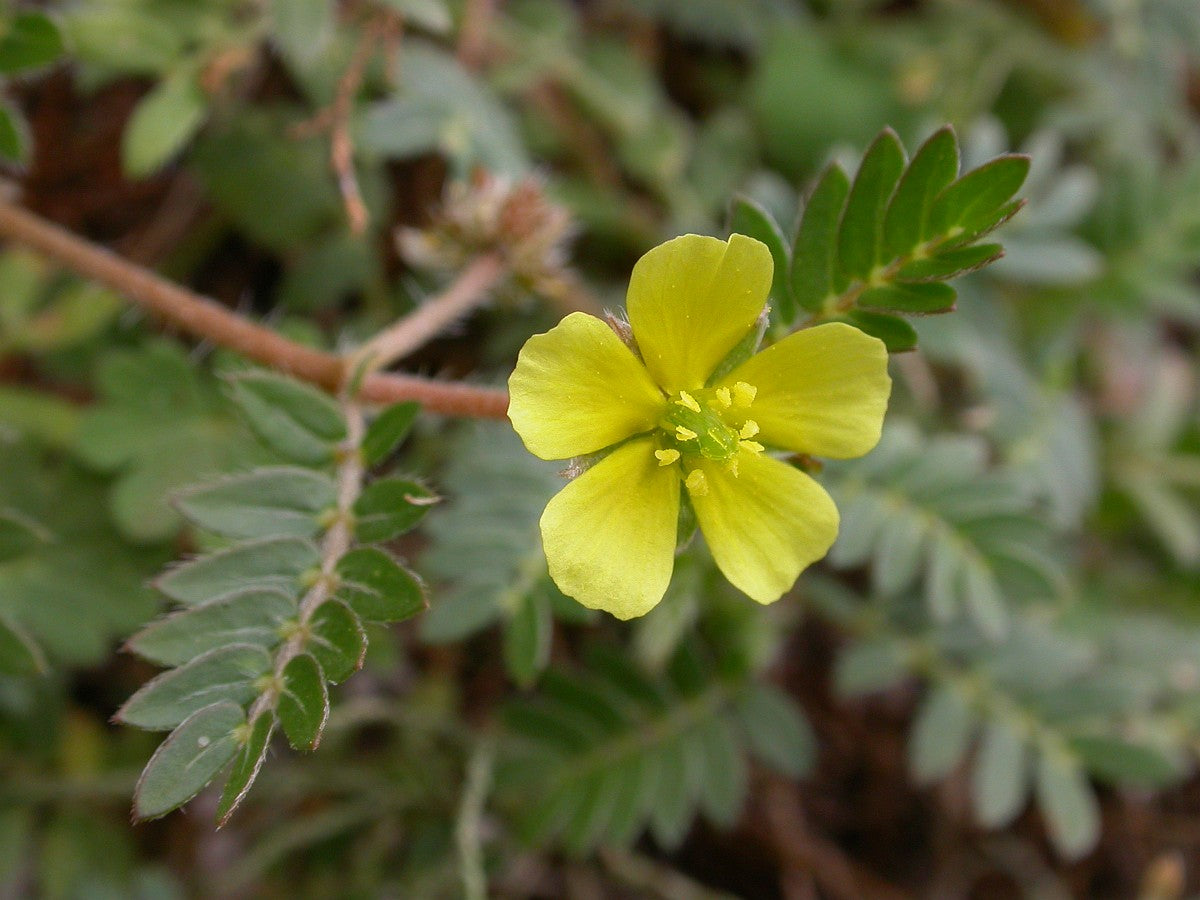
left=0, top=13, right=65, bottom=75
left=1068, top=735, right=1179, bottom=790
left=133, top=701, right=245, bottom=821
left=834, top=638, right=906, bottom=697
left=306, top=600, right=366, bottom=684
left=277, top=653, right=328, bottom=751
left=216, top=713, right=274, bottom=826
left=882, top=126, right=958, bottom=260
left=0, top=614, right=46, bottom=675
left=334, top=546, right=426, bottom=622
left=897, top=244, right=1003, bottom=282
left=942, top=199, right=1024, bottom=248
left=361, top=402, right=420, bottom=467
left=270, top=0, right=333, bottom=68
left=791, top=163, right=850, bottom=314
left=228, top=372, right=346, bottom=465
left=504, top=592, right=551, bottom=688
left=1035, top=751, right=1100, bottom=860
left=155, top=537, right=319, bottom=606
left=909, top=685, right=974, bottom=784
left=928, top=155, right=1031, bottom=239
left=126, top=589, right=296, bottom=667
left=730, top=196, right=793, bottom=325
left=839, top=310, right=917, bottom=352
left=353, top=477, right=437, bottom=543
left=859, top=281, right=956, bottom=314
left=174, top=467, right=337, bottom=539
left=117, top=644, right=272, bottom=731
left=122, top=70, right=208, bottom=178
left=0, top=509, right=49, bottom=562
left=734, top=682, right=816, bottom=778
left=0, top=104, right=27, bottom=165
left=838, top=129, right=906, bottom=280
left=971, top=720, right=1028, bottom=828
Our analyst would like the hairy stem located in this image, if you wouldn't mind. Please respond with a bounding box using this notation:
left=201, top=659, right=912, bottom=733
left=0, top=197, right=509, bottom=419
left=353, top=253, right=506, bottom=375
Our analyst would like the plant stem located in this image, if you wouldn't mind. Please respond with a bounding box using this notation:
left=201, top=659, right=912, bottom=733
left=353, top=253, right=506, bottom=375
left=0, top=197, right=510, bottom=419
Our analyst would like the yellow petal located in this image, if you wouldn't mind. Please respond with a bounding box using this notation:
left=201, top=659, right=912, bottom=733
left=719, top=322, right=890, bottom=459
left=508, top=312, right=665, bottom=460
left=627, top=234, right=772, bottom=394
left=688, top=450, right=838, bottom=604
left=541, top=438, right=680, bottom=619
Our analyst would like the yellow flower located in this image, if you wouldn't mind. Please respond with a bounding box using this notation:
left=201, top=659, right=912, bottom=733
left=508, top=234, right=891, bottom=619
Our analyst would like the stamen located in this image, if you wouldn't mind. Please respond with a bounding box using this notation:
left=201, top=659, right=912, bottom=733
left=727, top=458, right=739, bottom=477
left=733, top=382, right=757, bottom=408
left=684, top=469, right=708, bottom=496
left=675, top=391, right=701, bottom=413
left=739, top=440, right=765, bottom=454
left=675, top=425, right=698, bottom=441
left=714, top=387, right=732, bottom=408
left=654, top=448, right=680, bottom=466
left=739, top=420, right=759, bottom=439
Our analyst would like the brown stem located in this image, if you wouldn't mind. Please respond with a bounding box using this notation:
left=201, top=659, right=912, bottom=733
left=0, top=197, right=510, bottom=419
left=353, top=253, right=505, bottom=374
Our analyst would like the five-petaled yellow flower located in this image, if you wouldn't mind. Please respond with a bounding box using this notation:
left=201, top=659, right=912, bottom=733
left=508, top=233, right=892, bottom=619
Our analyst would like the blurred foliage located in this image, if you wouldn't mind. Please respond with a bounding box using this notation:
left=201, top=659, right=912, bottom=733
left=2, top=0, right=1200, bottom=896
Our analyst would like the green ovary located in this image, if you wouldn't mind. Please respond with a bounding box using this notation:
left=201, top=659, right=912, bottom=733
left=653, top=385, right=765, bottom=494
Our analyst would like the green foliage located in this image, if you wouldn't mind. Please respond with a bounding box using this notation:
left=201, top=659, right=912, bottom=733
left=498, top=643, right=814, bottom=854
left=732, top=125, right=1028, bottom=346
left=122, top=387, right=429, bottom=822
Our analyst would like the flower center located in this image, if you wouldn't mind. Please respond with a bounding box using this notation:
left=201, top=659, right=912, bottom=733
left=652, top=383, right=764, bottom=495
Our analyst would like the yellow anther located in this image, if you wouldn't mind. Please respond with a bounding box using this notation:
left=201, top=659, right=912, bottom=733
left=675, top=425, right=698, bottom=441
left=675, top=391, right=701, bottom=413
left=726, top=458, right=739, bottom=477
left=654, top=448, right=680, bottom=466
left=684, top=469, right=709, bottom=496
left=739, top=440, right=765, bottom=454
left=733, top=382, right=757, bottom=408
left=714, top=387, right=732, bottom=408
left=739, top=420, right=760, bottom=440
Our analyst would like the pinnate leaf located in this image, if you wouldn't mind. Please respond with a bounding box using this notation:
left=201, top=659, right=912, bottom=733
left=174, top=467, right=336, bottom=539
left=361, top=402, right=420, bottom=467
left=791, top=163, right=851, bottom=313
left=126, top=588, right=296, bottom=666
left=117, top=644, right=272, bottom=730
left=883, top=126, right=958, bottom=259
left=156, top=537, right=319, bottom=606
left=729, top=196, right=793, bottom=325
left=335, top=546, right=426, bottom=622
left=353, top=477, right=437, bottom=542
left=307, top=600, right=366, bottom=684
left=838, top=129, right=905, bottom=280
left=277, top=653, right=328, bottom=751
left=134, top=701, right=245, bottom=821
left=217, top=713, right=275, bottom=826
left=229, top=372, right=346, bottom=465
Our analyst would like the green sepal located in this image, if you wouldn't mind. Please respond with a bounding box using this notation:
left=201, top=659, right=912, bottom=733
left=353, top=477, right=437, bottom=542
left=334, top=546, right=426, bottom=622
left=216, top=712, right=274, bottom=827
left=859, top=281, right=956, bottom=315
left=838, top=128, right=906, bottom=280
left=729, top=196, right=794, bottom=326
left=791, top=163, right=851, bottom=313
left=277, top=653, right=329, bottom=751
left=306, top=599, right=366, bottom=684
left=133, top=701, right=245, bottom=821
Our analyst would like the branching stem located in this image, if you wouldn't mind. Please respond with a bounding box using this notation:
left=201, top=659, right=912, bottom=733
left=352, top=252, right=506, bottom=375
left=0, top=197, right=510, bottom=419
